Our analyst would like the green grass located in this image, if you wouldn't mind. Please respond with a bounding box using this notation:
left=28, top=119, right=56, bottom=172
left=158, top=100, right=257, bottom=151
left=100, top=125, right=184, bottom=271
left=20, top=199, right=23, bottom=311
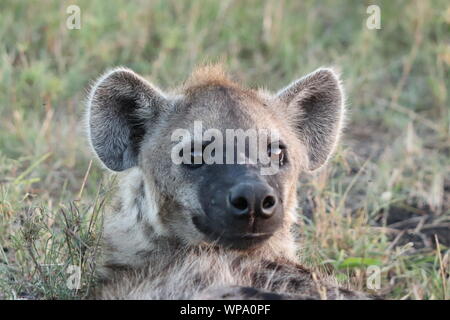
left=0, top=0, right=449, bottom=299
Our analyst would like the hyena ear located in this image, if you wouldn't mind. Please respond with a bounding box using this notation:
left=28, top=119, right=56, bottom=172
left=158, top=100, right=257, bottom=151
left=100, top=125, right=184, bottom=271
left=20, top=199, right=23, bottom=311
left=86, top=68, right=168, bottom=171
left=276, top=68, right=344, bottom=171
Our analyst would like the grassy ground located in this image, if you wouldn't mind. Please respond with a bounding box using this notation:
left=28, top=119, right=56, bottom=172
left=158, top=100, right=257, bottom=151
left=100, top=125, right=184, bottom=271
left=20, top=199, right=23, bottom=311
left=0, top=0, right=449, bottom=299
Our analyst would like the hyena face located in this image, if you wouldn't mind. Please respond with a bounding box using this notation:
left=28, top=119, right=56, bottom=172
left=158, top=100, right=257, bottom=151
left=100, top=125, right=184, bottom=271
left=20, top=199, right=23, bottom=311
left=87, top=65, right=343, bottom=250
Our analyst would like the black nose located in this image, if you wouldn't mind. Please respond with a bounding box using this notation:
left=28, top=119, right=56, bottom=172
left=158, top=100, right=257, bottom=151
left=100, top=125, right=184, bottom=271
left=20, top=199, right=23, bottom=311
left=228, top=183, right=278, bottom=219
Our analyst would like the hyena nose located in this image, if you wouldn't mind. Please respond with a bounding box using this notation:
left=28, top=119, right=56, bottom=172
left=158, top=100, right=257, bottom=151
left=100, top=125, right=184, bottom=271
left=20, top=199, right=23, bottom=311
left=228, top=183, right=278, bottom=219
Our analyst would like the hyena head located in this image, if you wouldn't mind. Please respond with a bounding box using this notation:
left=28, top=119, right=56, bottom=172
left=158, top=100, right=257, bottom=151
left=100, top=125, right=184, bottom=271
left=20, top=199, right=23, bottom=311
left=87, top=65, right=344, bottom=252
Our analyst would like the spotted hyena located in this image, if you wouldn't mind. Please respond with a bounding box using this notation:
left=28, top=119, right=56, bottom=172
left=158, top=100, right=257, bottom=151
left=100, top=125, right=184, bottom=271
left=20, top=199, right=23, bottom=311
left=86, top=64, right=372, bottom=299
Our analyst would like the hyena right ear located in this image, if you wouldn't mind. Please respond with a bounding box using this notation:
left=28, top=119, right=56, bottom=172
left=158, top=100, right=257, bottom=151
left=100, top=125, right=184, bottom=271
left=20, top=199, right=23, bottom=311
left=86, top=68, right=168, bottom=171
left=276, top=68, right=344, bottom=171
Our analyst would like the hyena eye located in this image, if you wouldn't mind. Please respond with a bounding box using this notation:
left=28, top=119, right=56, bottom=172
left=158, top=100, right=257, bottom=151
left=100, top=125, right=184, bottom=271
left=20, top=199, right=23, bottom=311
left=180, top=145, right=205, bottom=169
left=190, top=149, right=204, bottom=168
left=268, top=144, right=287, bottom=166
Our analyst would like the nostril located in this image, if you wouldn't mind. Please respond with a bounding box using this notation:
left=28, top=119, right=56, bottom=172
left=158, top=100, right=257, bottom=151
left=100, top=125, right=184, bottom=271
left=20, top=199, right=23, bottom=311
left=259, top=194, right=277, bottom=219
left=228, top=185, right=253, bottom=218
left=231, top=196, right=248, bottom=211
left=262, top=195, right=276, bottom=209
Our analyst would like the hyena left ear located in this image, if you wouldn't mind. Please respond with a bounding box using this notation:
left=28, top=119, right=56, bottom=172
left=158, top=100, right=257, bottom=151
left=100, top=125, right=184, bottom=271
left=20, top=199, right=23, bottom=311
left=276, top=68, right=344, bottom=171
left=86, top=68, right=168, bottom=172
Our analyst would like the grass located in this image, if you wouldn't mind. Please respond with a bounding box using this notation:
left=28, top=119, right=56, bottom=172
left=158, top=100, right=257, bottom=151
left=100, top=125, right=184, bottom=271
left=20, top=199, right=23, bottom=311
left=0, top=0, right=449, bottom=299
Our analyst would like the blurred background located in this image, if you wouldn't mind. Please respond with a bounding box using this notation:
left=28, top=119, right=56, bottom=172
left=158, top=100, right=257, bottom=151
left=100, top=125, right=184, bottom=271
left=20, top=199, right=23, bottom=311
left=0, top=0, right=449, bottom=299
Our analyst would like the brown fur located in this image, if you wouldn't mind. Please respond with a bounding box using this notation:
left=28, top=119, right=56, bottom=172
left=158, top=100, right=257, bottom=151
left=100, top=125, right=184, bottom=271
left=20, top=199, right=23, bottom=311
left=183, top=64, right=236, bottom=91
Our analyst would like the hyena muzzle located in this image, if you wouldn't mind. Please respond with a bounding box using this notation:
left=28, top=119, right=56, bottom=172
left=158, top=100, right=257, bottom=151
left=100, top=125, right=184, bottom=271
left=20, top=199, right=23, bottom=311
left=86, top=64, right=374, bottom=299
